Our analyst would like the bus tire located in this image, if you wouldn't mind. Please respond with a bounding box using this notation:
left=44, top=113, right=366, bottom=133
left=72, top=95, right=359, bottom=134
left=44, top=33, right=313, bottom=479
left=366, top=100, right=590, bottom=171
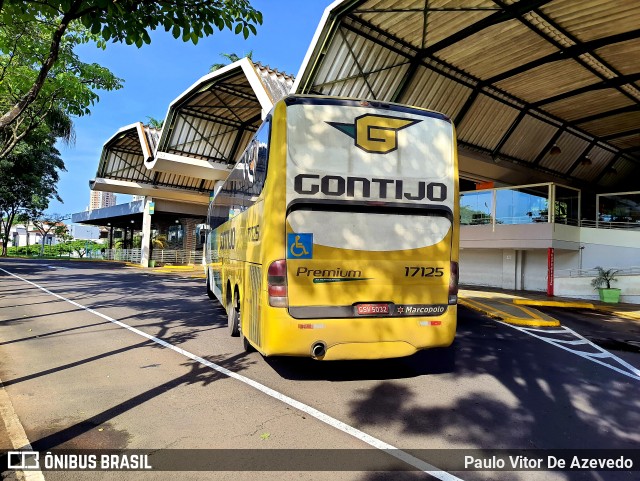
left=242, top=333, right=255, bottom=353
left=227, top=297, right=240, bottom=337
left=206, top=273, right=215, bottom=300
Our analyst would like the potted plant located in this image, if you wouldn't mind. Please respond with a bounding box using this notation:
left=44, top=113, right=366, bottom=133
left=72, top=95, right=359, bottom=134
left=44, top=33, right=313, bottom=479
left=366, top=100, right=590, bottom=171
left=591, top=266, right=621, bottom=303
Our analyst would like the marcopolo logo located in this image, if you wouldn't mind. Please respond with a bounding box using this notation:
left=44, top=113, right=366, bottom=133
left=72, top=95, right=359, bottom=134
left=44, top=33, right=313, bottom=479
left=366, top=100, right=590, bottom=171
left=395, top=304, right=447, bottom=316
left=328, top=114, right=421, bottom=154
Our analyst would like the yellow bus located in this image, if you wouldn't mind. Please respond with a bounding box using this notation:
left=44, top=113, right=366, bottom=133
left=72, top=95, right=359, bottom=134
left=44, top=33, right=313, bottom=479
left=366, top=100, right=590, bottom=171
left=205, top=95, right=459, bottom=360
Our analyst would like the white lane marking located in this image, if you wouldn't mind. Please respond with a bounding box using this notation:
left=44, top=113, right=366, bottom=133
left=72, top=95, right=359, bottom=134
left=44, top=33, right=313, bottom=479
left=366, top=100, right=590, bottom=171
left=499, top=321, right=640, bottom=382
left=550, top=339, right=589, bottom=346
left=0, top=378, right=46, bottom=481
left=0, top=267, right=463, bottom=481
left=521, top=328, right=567, bottom=334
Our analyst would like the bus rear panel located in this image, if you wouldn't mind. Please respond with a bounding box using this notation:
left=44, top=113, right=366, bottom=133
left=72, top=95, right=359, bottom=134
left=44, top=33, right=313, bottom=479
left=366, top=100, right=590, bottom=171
left=208, top=95, right=459, bottom=360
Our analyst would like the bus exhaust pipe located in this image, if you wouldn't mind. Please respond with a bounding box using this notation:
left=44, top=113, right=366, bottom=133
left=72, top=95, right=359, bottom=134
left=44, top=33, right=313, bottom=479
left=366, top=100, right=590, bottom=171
left=311, top=342, right=326, bottom=358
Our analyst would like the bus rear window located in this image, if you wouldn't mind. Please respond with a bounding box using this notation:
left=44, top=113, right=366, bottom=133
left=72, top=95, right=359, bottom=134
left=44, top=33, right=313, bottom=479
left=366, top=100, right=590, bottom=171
left=287, top=210, right=451, bottom=252
left=286, top=104, right=453, bottom=180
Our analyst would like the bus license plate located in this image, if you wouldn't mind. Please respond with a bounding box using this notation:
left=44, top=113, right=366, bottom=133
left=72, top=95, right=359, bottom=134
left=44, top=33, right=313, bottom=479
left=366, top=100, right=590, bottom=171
left=356, top=303, right=390, bottom=316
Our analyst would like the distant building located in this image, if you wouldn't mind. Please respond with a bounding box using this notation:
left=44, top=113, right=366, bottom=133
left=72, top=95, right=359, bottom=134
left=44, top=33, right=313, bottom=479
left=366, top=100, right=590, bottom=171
left=8, top=222, right=58, bottom=248
left=132, top=195, right=145, bottom=202
left=90, top=191, right=116, bottom=211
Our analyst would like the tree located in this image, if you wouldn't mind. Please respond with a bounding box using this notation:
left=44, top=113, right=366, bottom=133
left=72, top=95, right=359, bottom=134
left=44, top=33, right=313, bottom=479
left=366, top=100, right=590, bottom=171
left=0, top=0, right=262, bottom=155
left=67, top=239, right=98, bottom=258
left=146, top=116, right=164, bottom=130
left=210, top=51, right=253, bottom=72
left=0, top=133, right=66, bottom=256
left=33, top=213, right=69, bottom=255
left=54, top=223, right=73, bottom=255
left=0, top=16, right=121, bottom=158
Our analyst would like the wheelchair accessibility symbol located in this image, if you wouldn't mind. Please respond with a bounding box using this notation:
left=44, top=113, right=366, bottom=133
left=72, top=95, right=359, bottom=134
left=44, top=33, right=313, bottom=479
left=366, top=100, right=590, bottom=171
left=287, top=233, right=313, bottom=259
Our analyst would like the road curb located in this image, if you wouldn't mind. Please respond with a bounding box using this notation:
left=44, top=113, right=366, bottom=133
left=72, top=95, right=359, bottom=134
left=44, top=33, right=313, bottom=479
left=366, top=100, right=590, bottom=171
left=0, top=377, right=46, bottom=481
left=459, top=298, right=561, bottom=327
left=512, top=299, right=640, bottom=322
left=513, top=299, right=595, bottom=309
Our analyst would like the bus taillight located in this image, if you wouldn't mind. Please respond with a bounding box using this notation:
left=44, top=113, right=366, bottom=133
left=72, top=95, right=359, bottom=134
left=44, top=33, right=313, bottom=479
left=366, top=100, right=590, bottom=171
left=268, top=259, right=288, bottom=307
left=448, top=261, right=459, bottom=305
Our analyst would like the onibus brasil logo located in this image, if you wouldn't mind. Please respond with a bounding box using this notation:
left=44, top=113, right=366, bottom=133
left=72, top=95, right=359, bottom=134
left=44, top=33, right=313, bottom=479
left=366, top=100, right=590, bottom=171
left=328, top=114, right=421, bottom=154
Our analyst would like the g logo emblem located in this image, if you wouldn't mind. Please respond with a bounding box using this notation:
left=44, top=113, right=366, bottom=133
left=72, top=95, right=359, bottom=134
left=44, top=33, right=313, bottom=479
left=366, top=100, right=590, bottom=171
left=328, top=114, right=420, bottom=154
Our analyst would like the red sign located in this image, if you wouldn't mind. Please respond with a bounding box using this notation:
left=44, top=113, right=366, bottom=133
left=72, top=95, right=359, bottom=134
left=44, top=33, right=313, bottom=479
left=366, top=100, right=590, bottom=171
left=476, top=181, right=495, bottom=190
left=547, top=248, right=554, bottom=297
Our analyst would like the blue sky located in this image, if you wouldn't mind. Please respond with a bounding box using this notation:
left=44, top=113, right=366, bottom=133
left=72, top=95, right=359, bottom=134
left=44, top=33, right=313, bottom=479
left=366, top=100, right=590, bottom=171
left=49, top=0, right=328, bottom=215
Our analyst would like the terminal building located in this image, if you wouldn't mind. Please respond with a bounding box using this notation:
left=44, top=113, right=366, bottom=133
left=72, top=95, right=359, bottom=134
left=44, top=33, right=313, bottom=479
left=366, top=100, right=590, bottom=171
left=73, top=0, right=640, bottom=302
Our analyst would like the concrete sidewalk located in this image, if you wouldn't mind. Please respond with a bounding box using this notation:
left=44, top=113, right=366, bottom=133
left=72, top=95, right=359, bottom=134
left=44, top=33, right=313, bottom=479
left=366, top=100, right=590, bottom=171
left=460, top=286, right=640, bottom=327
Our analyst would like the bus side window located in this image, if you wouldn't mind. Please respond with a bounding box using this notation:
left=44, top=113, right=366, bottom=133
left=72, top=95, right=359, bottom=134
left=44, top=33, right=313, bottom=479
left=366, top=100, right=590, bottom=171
left=252, top=120, right=270, bottom=194
left=211, top=117, right=271, bottom=221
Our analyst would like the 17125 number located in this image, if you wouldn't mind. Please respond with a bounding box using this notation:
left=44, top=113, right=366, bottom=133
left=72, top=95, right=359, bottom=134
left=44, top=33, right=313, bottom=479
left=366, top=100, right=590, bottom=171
left=404, top=266, right=444, bottom=277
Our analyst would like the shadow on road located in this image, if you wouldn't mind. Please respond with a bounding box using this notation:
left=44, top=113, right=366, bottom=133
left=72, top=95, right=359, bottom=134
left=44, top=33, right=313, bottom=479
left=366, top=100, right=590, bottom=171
left=265, top=346, right=456, bottom=382
left=30, top=351, right=255, bottom=451
left=344, top=306, right=640, bottom=453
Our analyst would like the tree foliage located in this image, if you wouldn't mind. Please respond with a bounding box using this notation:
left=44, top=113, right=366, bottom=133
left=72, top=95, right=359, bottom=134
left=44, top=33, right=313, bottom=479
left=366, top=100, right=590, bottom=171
left=591, top=266, right=619, bottom=290
left=210, top=51, right=253, bottom=72
left=33, top=212, right=69, bottom=254
left=0, top=12, right=121, bottom=158
left=0, top=0, right=262, bottom=157
left=146, top=116, right=164, bottom=129
left=0, top=131, right=66, bottom=256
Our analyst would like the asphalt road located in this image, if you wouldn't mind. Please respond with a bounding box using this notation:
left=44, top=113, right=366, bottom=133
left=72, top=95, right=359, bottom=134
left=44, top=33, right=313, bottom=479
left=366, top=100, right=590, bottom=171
left=0, top=258, right=639, bottom=481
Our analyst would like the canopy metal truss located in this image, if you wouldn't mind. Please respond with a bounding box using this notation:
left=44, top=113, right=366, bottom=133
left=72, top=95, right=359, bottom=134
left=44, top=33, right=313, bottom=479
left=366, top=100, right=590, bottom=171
left=294, top=0, right=640, bottom=191
left=154, top=58, right=294, bottom=168
left=90, top=59, right=294, bottom=206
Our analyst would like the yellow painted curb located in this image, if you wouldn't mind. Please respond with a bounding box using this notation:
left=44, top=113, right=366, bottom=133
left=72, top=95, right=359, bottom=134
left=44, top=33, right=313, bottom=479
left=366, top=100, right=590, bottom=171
left=459, top=298, right=560, bottom=327
left=156, top=265, right=199, bottom=270
left=513, top=299, right=595, bottom=309
left=596, top=307, right=640, bottom=322
left=513, top=299, right=640, bottom=322
left=501, top=317, right=560, bottom=327
left=124, top=262, right=144, bottom=269
left=460, top=298, right=512, bottom=319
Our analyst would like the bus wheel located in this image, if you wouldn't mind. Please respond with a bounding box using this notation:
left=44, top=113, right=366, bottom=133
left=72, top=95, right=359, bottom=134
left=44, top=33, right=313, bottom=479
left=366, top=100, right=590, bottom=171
left=242, top=333, right=255, bottom=353
left=206, top=273, right=215, bottom=300
left=227, top=298, right=240, bottom=337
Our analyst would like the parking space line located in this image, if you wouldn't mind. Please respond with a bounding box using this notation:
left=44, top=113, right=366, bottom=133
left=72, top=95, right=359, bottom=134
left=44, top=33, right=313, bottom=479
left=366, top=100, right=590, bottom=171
left=550, top=339, right=589, bottom=346
left=0, top=267, right=464, bottom=480
left=498, top=321, right=640, bottom=382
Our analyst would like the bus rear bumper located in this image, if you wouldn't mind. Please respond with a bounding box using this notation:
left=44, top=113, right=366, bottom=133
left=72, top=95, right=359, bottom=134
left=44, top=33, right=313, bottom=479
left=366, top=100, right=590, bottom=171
left=321, top=340, right=417, bottom=360
left=260, top=306, right=457, bottom=360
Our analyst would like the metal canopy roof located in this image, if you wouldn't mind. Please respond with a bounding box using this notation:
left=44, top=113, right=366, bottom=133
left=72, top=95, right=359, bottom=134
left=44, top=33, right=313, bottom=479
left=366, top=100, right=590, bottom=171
left=91, top=59, right=294, bottom=205
left=155, top=58, right=294, bottom=167
left=294, top=0, right=640, bottom=191
left=96, top=122, right=219, bottom=196
left=97, top=122, right=156, bottom=186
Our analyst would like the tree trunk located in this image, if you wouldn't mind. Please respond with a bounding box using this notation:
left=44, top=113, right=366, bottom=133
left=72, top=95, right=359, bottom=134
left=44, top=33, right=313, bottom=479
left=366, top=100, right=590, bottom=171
left=0, top=211, right=15, bottom=257
left=0, top=6, right=78, bottom=133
